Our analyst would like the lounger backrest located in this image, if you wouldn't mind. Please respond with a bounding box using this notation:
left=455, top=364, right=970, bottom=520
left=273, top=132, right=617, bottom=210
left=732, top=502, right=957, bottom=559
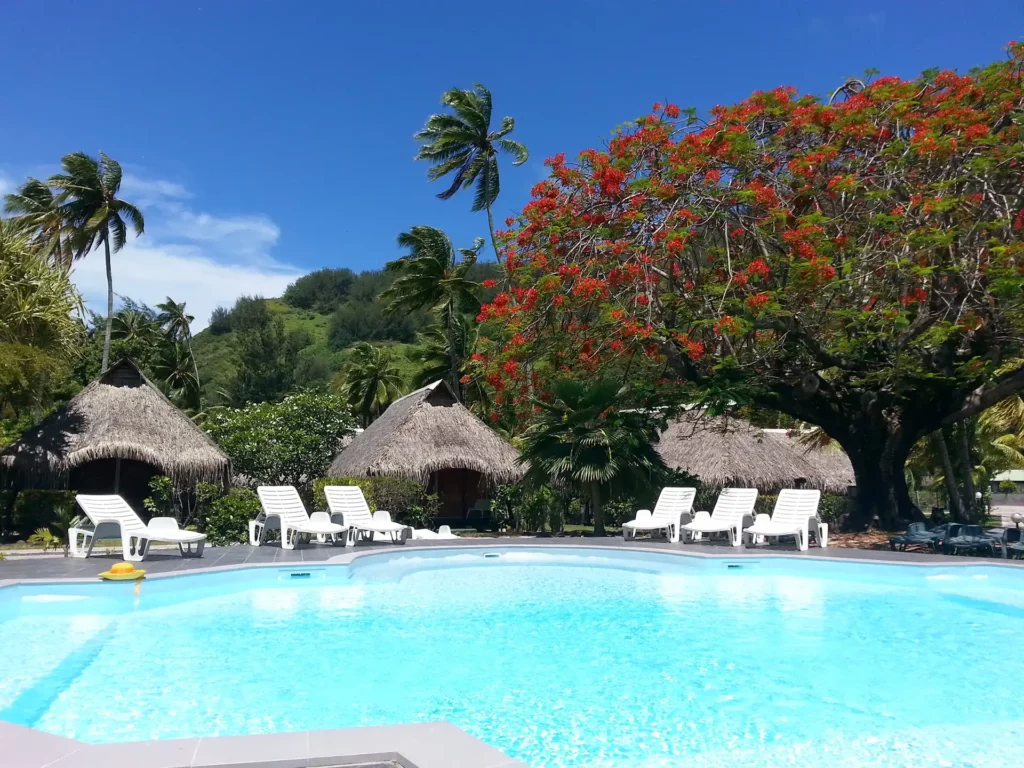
left=652, top=487, right=696, bottom=522
left=771, top=489, right=821, bottom=527
left=710, top=488, right=759, bottom=524
left=75, top=495, right=148, bottom=534
left=323, top=485, right=374, bottom=527
left=256, top=486, right=311, bottom=526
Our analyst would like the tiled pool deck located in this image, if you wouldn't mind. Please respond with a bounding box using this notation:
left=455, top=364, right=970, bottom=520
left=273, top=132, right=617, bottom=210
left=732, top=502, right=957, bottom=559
left=3, top=536, right=1022, bottom=768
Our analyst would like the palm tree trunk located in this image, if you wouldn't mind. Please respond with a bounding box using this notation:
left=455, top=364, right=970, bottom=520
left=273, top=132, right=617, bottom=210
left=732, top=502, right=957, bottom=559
left=934, top=429, right=964, bottom=520
left=486, top=205, right=500, bottom=263
left=101, top=233, right=113, bottom=371
left=446, top=309, right=461, bottom=402
left=955, top=425, right=978, bottom=520
left=187, top=334, right=201, bottom=403
left=589, top=483, right=606, bottom=537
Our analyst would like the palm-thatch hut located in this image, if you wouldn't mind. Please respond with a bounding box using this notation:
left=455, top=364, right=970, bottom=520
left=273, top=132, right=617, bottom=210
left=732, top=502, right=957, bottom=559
left=0, top=359, right=230, bottom=509
left=657, top=412, right=854, bottom=493
left=328, top=380, right=521, bottom=520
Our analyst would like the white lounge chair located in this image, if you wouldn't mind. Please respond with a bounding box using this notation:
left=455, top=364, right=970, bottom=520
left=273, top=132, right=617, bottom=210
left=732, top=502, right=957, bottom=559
left=71, top=494, right=206, bottom=562
left=411, top=525, right=459, bottom=540
left=323, top=485, right=410, bottom=546
left=681, top=487, right=759, bottom=547
left=622, top=487, right=696, bottom=543
left=743, top=489, right=825, bottom=551
left=251, top=486, right=348, bottom=550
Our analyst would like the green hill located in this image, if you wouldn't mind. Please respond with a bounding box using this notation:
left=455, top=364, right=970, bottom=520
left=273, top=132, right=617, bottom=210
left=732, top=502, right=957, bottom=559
left=192, top=264, right=498, bottom=405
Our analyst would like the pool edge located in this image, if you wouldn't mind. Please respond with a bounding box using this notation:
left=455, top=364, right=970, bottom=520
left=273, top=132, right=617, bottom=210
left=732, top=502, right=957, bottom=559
left=1, top=718, right=527, bottom=768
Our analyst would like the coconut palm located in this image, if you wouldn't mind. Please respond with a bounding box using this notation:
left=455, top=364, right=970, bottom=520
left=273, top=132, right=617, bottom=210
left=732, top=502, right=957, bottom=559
left=338, top=343, right=405, bottom=427
left=414, top=84, right=527, bottom=261
left=156, top=297, right=200, bottom=393
left=110, top=308, right=159, bottom=345
left=152, top=341, right=201, bottom=411
left=48, top=152, right=145, bottom=372
left=412, top=316, right=492, bottom=413
left=3, top=179, right=77, bottom=268
left=382, top=226, right=482, bottom=401
left=519, top=379, right=668, bottom=536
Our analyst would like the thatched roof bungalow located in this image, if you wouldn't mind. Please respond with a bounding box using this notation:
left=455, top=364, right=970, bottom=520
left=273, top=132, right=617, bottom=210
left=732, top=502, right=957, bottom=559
left=657, top=412, right=854, bottom=493
left=1, top=359, right=230, bottom=507
left=328, top=380, right=521, bottom=519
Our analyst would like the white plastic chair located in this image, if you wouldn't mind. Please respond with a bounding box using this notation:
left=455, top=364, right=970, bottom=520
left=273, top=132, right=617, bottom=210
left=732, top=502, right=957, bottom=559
left=681, top=487, right=759, bottom=546
left=622, top=487, right=696, bottom=543
left=251, top=486, right=348, bottom=550
left=743, top=489, right=825, bottom=551
left=323, top=485, right=410, bottom=546
left=72, top=495, right=206, bottom=562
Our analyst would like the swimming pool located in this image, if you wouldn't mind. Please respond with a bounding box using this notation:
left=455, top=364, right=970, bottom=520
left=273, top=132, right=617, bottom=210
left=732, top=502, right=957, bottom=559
left=1, top=547, right=1023, bottom=768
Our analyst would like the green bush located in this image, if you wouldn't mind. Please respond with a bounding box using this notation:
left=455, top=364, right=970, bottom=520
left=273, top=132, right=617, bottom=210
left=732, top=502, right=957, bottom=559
left=998, top=479, right=1018, bottom=495
left=818, top=493, right=848, bottom=524
left=11, top=490, right=77, bottom=537
left=202, top=489, right=261, bottom=546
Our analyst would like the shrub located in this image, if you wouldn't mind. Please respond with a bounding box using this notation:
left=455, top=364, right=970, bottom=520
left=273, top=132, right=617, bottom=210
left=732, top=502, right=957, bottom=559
left=818, top=493, right=848, bottom=525
left=143, top=476, right=222, bottom=527
left=203, top=489, right=261, bottom=546
left=11, top=490, right=77, bottom=537
left=998, top=479, right=1018, bottom=496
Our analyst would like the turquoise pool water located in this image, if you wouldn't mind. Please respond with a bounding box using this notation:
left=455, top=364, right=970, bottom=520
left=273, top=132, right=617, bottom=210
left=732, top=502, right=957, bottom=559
left=1, top=548, right=1023, bottom=767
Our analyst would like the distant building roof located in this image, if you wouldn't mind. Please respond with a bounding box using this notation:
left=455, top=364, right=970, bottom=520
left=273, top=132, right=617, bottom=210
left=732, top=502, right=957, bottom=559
left=993, top=470, right=1024, bottom=482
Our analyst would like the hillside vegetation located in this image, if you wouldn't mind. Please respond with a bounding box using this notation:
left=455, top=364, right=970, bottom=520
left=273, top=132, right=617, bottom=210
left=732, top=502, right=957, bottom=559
left=192, top=264, right=498, bottom=404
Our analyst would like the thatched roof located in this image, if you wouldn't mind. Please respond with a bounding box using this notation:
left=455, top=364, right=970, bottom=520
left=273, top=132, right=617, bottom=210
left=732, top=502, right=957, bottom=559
left=328, top=380, right=521, bottom=484
left=657, top=412, right=854, bottom=493
left=0, top=359, right=230, bottom=488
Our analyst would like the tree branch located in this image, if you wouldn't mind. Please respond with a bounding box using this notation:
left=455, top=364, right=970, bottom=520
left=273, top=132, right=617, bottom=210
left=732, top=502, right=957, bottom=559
left=940, top=365, right=1024, bottom=426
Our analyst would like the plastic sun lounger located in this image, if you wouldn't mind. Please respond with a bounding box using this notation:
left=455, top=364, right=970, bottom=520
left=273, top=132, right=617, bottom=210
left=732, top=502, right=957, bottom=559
left=251, top=486, right=348, bottom=550
left=411, top=525, right=459, bottom=540
left=323, top=485, right=410, bottom=546
left=889, top=522, right=943, bottom=551
left=71, top=494, right=206, bottom=562
left=681, top=487, right=759, bottom=547
left=622, top=487, right=696, bottom=543
left=944, top=524, right=997, bottom=557
left=743, top=489, right=825, bottom=551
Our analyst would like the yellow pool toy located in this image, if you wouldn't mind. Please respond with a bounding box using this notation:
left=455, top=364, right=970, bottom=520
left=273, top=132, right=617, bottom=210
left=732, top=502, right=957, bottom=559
left=98, top=562, right=146, bottom=581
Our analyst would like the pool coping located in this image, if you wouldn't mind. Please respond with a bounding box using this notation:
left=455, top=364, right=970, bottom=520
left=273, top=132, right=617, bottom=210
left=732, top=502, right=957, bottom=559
left=3, top=537, right=1024, bottom=768
left=2, top=536, right=1023, bottom=591
left=1, top=719, right=526, bottom=768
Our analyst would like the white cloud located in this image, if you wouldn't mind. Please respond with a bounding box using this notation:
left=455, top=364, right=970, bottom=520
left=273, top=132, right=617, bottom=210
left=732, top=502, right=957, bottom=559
left=0, top=174, right=14, bottom=196
left=67, top=174, right=303, bottom=331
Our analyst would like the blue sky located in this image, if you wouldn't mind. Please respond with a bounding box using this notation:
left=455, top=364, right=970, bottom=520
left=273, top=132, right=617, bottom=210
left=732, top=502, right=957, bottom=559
left=1, top=1, right=1020, bottom=328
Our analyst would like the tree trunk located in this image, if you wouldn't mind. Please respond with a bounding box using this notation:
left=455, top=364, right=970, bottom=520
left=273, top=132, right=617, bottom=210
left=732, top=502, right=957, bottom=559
left=839, top=429, right=917, bottom=530
left=955, top=424, right=978, bottom=520
left=933, top=430, right=964, bottom=521
left=486, top=204, right=500, bottom=264
left=101, top=233, right=114, bottom=372
left=589, top=483, right=606, bottom=536
left=446, top=309, right=461, bottom=402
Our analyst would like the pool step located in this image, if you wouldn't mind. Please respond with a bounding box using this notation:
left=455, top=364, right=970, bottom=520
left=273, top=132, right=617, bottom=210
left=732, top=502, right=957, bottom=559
left=0, top=628, right=109, bottom=727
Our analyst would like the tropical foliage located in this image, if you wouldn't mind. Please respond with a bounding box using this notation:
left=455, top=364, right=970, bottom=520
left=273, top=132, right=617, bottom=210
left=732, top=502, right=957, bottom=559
left=519, top=379, right=668, bottom=535
left=383, top=226, right=483, bottom=399
left=337, top=342, right=405, bottom=426
left=415, top=83, right=528, bottom=260
left=476, top=48, right=1024, bottom=528
left=201, top=391, right=356, bottom=496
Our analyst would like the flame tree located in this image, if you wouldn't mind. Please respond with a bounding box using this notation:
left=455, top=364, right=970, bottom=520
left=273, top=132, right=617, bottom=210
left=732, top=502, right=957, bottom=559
left=474, top=45, right=1024, bottom=529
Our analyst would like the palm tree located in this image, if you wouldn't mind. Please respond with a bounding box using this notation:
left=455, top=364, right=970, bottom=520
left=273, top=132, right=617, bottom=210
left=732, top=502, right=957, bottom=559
left=3, top=179, right=77, bottom=268
left=382, top=226, right=482, bottom=401
left=414, top=84, right=528, bottom=261
left=337, top=343, right=405, bottom=427
left=519, top=379, right=668, bottom=536
left=156, top=297, right=200, bottom=394
left=152, top=341, right=200, bottom=411
left=412, top=317, right=492, bottom=414
left=49, top=152, right=145, bottom=372
left=110, top=308, right=159, bottom=345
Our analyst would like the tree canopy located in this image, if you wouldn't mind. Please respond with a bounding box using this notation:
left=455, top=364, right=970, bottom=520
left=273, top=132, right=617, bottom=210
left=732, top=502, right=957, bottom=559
left=475, top=45, right=1024, bottom=527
